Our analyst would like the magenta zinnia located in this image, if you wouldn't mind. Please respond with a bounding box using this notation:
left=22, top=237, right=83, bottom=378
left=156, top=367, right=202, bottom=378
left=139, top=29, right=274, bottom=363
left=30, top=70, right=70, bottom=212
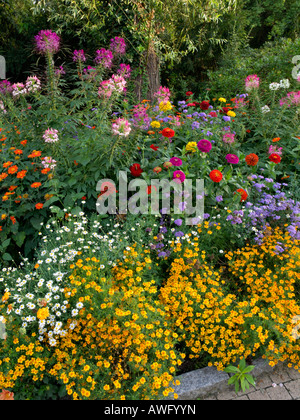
left=197, top=139, right=212, bottom=153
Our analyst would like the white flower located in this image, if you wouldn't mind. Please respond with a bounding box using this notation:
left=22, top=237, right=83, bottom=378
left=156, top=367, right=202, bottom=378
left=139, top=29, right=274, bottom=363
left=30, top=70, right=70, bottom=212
left=261, top=105, right=270, bottom=113
left=269, top=82, right=280, bottom=91
left=279, top=79, right=290, bottom=89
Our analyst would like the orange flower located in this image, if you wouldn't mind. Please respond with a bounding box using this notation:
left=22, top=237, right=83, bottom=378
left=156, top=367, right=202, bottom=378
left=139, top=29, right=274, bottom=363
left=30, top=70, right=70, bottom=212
left=20, top=140, right=27, bottom=146
left=0, top=173, right=8, bottom=181
left=10, top=216, right=16, bottom=225
left=272, top=137, right=281, bottom=142
left=209, top=170, right=223, bottom=183
left=245, top=153, right=259, bottom=166
left=28, top=150, right=42, bottom=158
left=35, top=203, right=44, bottom=210
left=41, top=168, right=51, bottom=174
left=8, top=186, right=17, bottom=191
left=31, top=182, right=42, bottom=188
left=3, top=161, right=13, bottom=168
left=17, top=170, right=27, bottom=179
left=14, top=149, right=23, bottom=155
left=8, top=165, right=18, bottom=174
left=235, top=188, right=248, bottom=202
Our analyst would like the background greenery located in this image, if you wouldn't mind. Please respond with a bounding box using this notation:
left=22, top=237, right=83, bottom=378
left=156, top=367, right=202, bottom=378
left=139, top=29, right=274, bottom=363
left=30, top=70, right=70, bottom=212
left=1, top=0, right=299, bottom=99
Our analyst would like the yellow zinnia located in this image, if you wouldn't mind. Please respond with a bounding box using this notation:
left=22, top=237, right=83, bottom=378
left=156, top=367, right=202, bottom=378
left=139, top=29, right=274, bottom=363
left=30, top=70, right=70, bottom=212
left=150, top=121, right=161, bottom=128
left=186, top=142, right=197, bottom=153
left=159, top=101, right=172, bottom=112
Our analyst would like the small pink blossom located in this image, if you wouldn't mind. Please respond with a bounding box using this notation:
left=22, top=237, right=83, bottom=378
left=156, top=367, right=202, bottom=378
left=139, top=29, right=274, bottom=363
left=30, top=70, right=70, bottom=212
left=112, top=118, right=132, bottom=137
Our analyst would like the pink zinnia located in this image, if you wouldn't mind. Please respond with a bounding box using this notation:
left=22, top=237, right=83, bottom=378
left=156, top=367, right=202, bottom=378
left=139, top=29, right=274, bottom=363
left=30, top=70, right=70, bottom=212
left=245, top=74, right=260, bottom=92
left=225, top=154, right=239, bottom=164
left=222, top=132, right=235, bottom=144
left=35, top=30, right=60, bottom=55
left=173, top=170, right=186, bottom=184
left=170, top=157, right=183, bottom=167
left=197, top=139, right=212, bottom=153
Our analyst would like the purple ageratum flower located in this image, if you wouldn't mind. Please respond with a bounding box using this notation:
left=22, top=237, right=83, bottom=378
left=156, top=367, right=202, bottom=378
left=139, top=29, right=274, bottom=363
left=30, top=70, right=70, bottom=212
left=172, top=170, right=186, bottom=184
left=216, top=195, right=223, bottom=202
left=174, top=231, right=184, bottom=237
left=174, top=219, right=183, bottom=226
left=35, top=30, right=60, bottom=55
left=73, top=49, right=86, bottom=63
left=109, top=36, right=126, bottom=55
left=94, top=48, right=113, bottom=68
left=223, top=116, right=231, bottom=122
left=225, top=154, right=239, bottom=164
left=170, top=157, right=183, bottom=167
left=197, top=139, right=212, bottom=153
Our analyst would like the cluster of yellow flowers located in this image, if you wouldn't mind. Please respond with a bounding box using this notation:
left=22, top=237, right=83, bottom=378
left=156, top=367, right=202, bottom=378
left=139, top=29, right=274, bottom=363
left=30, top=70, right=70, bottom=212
left=1, top=227, right=300, bottom=399
left=161, top=227, right=300, bottom=370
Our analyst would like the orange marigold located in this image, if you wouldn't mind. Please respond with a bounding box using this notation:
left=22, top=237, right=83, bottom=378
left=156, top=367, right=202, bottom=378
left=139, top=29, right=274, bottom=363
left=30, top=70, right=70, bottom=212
left=7, top=165, right=18, bottom=174
left=17, top=170, right=27, bottom=179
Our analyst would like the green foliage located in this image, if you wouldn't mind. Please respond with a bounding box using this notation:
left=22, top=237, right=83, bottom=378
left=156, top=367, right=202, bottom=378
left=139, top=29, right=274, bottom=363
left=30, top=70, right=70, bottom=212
left=224, top=358, right=256, bottom=393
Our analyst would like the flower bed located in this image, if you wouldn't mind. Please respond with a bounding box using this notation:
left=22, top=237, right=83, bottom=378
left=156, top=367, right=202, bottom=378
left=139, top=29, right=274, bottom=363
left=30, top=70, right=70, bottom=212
left=0, top=29, right=300, bottom=400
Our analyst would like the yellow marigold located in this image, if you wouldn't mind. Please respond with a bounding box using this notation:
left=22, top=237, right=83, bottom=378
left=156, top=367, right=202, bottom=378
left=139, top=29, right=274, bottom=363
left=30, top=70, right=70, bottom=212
left=150, top=121, right=161, bottom=129
left=186, top=142, right=197, bottom=153
left=159, top=101, right=172, bottom=112
left=36, top=307, right=50, bottom=321
left=227, top=110, right=236, bottom=117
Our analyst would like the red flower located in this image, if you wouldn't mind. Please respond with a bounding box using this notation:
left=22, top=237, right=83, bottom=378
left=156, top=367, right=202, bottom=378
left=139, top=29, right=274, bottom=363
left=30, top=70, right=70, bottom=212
left=35, top=203, right=44, bottom=209
left=209, top=170, right=223, bottom=183
left=130, top=163, right=143, bottom=177
left=200, top=100, right=210, bottom=110
left=146, top=185, right=157, bottom=195
left=219, top=107, right=229, bottom=114
left=236, top=189, right=248, bottom=202
left=187, top=103, right=196, bottom=107
left=269, top=153, right=281, bottom=164
left=161, top=128, right=175, bottom=138
left=150, top=144, right=159, bottom=151
left=186, top=91, right=193, bottom=96
left=209, top=111, right=217, bottom=118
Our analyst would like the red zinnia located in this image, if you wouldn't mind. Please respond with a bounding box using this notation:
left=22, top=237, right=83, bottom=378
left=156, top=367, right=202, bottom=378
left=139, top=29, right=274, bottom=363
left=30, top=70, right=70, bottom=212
left=245, top=153, right=259, bottom=166
left=150, top=144, right=159, bottom=151
left=209, top=170, right=223, bottom=183
left=130, top=163, right=143, bottom=177
left=236, top=189, right=248, bottom=202
left=161, top=128, right=175, bottom=138
left=186, top=91, right=193, bottom=96
left=269, top=153, right=281, bottom=164
left=200, top=100, right=210, bottom=110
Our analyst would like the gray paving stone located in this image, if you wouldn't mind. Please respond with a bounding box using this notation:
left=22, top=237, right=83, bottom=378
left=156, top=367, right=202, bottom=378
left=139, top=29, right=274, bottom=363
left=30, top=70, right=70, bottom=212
left=287, top=368, right=300, bottom=380
left=265, top=385, right=293, bottom=400
left=284, top=379, right=300, bottom=399
left=247, top=389, right=271, bottom=400
left=173, top=365, right=229, bottom=400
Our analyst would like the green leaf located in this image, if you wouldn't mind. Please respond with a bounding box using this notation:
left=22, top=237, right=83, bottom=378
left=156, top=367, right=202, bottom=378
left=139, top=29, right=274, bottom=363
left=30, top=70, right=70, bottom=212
left=224, top=366, right=240, bottom=373
left=15, top=232, right=26, bottom=247
left=43, top=196, right=60, bottom=208
left=3, top=253, right=12, bottom=261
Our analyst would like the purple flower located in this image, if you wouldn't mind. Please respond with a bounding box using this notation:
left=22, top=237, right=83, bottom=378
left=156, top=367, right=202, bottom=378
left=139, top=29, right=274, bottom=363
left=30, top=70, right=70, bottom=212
left=174, top=219, right=183, bottom=226
left=197, top=139, right=212, bottom=153
left=35, top=30, right=60, bottom=55
left=118, top=63, right=131, bottom=79
left=223, top=116, right=231, bottom=122
left=216, top=195, right=223, bottom=202
left=170, top=157, right=183, bottom=167
left=178, top=202, right=187, bottom=211
left=110, top=36, right=126, bottom=55
left=225, top=154, right=239, bottom=164
left=73, top=49, right=86, bottom=63
left=94, top=48, right=113, bottom=68
left=174, top=231, right=184, bottom=237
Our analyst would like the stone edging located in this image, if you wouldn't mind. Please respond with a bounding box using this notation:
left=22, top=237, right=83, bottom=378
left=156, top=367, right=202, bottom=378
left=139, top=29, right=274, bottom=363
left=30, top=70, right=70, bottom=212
left=171, top=358, right=275, bottom=400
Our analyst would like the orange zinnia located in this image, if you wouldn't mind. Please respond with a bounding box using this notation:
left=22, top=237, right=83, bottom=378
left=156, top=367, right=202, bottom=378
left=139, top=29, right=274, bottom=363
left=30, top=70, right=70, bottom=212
left=31, top=182, right=42, bottom=188
left=3, top=161, right=13, bottom=168
left=28, top=150, right=42, bottom=158
left=41, top=168, right=51, bottom=174
left=20, top=140, right=27, bottom=146
left=17, top=170, right=27, bottom=179
left=245, top=153, right=259, bottom=166
left=272, top=137, right=281, bottom=142
left=8, top=165, right=18, bottom=174
left=14, top=149, right=23, bottom=155
left=0, top=173, right=8, bottom=181
left=35, top=203, right=44, bottom=209
left=236, top=188, right=248, bottom=202
left=209, top=170, right=223, bottom=183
